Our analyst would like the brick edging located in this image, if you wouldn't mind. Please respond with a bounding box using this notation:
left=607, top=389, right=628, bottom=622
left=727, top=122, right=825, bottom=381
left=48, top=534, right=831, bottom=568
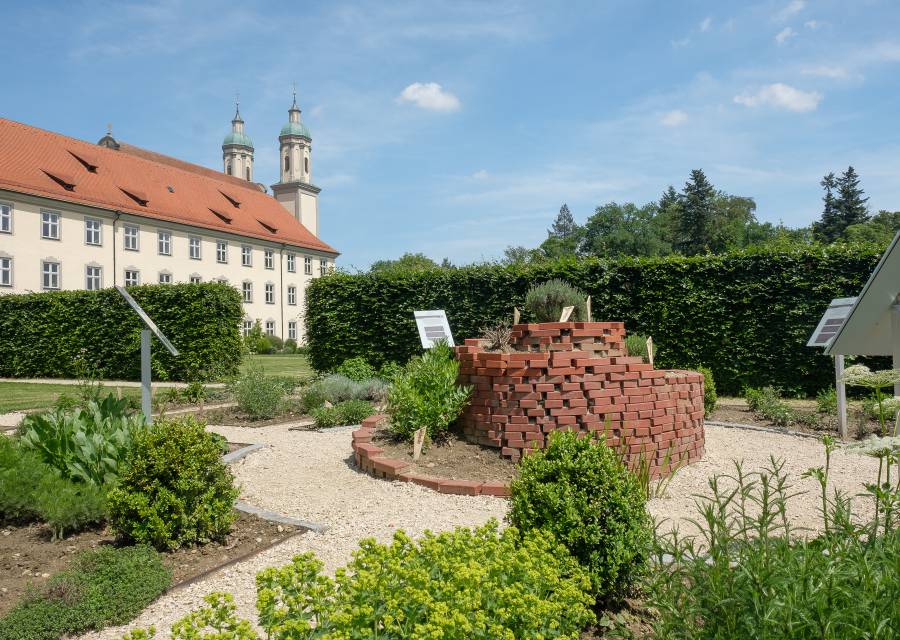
left=351, top=415, right=510, bottom=498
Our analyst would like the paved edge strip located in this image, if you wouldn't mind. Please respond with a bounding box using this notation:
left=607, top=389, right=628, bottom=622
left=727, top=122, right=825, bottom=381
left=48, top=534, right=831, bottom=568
left=222, top=442, right=330, bottom=533
left=351, top=414, right=511, bottom=498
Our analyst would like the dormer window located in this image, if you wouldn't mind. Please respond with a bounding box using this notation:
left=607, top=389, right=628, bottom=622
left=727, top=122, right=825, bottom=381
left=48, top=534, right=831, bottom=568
left=68, top=150, right=99, bottom=173
left=209, top=208, right=232, bottom=224
left=219, top=191, right=241, bottom=208
left=119, top=186, right=149, bottom=206
left=43, top=169, right=76, bottom=191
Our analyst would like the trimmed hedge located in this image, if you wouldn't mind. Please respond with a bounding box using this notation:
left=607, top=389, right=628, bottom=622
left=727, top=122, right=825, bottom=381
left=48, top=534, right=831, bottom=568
left=306, top=245, right=883, bottom=395
left=0, top=283, right=242, bottom=381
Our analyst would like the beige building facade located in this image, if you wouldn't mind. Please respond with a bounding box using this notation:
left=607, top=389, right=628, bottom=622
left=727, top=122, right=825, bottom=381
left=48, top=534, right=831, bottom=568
left=0, top=98, right=337, bottom=342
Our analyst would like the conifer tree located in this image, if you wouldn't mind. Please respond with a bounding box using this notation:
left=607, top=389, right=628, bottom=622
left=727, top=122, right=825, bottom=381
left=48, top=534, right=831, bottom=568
left=835, top=166, right=869, bottom=230
left=548, top=204, right=576, bottom=239
left=812, top=172, right=841, bottom=243
left=675, top=169, right=716, bottom=255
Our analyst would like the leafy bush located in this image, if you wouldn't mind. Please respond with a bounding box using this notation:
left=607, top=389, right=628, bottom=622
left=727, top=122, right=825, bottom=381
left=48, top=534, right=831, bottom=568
left=625, top=333, right=651, bottom=362
left=0, top=438, right=106, bottom=539
left=816, top=386, right=838, bottom=414
left=361, top=377, right=389, bottom=403
left=122, top=521, right=595, bottom=639
left=0, top=282, right=242, bottom=381
left=18, top=394, right=146, bottom=486
left=107, top=417, right=239, bottom=550
left=387, top=342, right=471, bottom=442
left=0, top=545, right=169, bottom=640
left=183, top=381, right=208, bottom=404
left=647, top=454, right=900, bottom=640
left=524, top=279, right=588, bottom=323
left=283, top=338, right=297, bottom=354
left=745, top=386, right=794, bottom=427
left=300, top=373, right=386, bottom=413
left=334, top=356, right=376, bottom=381
left=230, top=368, right=287, bottom=419
left=508, top=431, right=652, bottom=601
left=377, top=361, right=403, bottom=381
left=311, top=399, right=375, bottom=429
left=304, top=245, right=884, bottom=394
left=698, top=365, right=717, bottom=416
left=299, top=384, right=328, bottom=413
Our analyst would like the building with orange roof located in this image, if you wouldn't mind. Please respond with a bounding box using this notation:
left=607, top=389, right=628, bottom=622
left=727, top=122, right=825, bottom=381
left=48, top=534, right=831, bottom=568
left=0, top=97, right=338, bottom=342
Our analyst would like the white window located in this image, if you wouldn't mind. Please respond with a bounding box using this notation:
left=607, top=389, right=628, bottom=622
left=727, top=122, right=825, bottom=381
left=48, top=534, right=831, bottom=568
left=241, top=244, right=252, bottom=267
left=158, top=230, right=172, bottom=256
left=319, top=259, right=327, bottom=276
left=85, top=265, right=102, bottom=290
left=158, top=272, right=172, bottom=284
left=42, top=261, right=59, bottom=289
left=242, top=281, right=253, bottom=303
left=189, top=235, right=201, bottom=260
left=242, top=319, right=253, bottom=336
left=124, top=269, right=140, bottom=286
left=0, top=257, right=11, bottom=286
left=216, top=277, right=228, bottom=284
left=288, top=321, right=297, bottom=340
left=265, top=283, right=275, bottom=304
left=265, top=320, right=275, bottom=336
left=123, top=224, right=139, bottom=251
left=84, top=217, right=102, bottom=245
left=287, top=285, right=297, bottom=306
left=216, top=240, right=228, bottom=263
left=264, top=249, right=274, bottom=270
left=190, top=274, right=202, bottom=284
left=41, top=210, right=60, bottom=240
left=303, top=256, right=312, bottom=275
left=287, top=253, right=296, bottom=273
left=0, top=202, right=11, bottom=234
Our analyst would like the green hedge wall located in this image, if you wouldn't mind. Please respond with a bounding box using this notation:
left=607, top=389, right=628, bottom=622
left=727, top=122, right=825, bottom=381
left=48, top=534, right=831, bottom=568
left=0, top=283, right=243, bottom=381
left=305, top=245, right=883, bottom=395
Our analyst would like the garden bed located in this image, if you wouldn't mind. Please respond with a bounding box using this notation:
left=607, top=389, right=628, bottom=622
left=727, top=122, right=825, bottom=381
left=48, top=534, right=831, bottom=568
left=0, top=511, right=300, bottom=616
left=372, top=426, right=518, bottom=484
left=202, top=405, right=311, bottom=428
left=709, top=397, right=883, bottom=438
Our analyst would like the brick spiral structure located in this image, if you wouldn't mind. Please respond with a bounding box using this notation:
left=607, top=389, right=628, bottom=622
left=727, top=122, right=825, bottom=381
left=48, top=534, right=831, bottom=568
left=455, top=322, right=705, bottom=476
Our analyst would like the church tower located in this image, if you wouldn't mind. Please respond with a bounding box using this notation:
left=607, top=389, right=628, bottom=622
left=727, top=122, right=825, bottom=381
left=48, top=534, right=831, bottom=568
left=222, top=104, right=254, bottom=182
left=271, top=92, right=320, bottom=237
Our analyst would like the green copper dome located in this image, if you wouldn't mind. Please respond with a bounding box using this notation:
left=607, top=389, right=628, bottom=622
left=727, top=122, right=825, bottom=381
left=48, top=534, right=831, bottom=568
left=222, top=131, right=254, bottom=148
left=280, top=121, right=311, bottom=139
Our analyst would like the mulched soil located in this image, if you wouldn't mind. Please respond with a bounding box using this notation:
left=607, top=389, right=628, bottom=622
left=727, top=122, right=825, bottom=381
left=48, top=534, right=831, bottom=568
left=709, top=397, right=884, bottom=439
left=0, top=511, right=301, bottom=616
left=196, top=406, right=311, bottom=428
left=372, top=427, right=518, bottom=483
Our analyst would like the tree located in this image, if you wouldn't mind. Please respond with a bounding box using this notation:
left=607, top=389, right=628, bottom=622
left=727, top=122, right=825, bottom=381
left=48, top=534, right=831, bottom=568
left=502, top=245, right=545, bottom=265
left=370, top=253, right=441, bottom=273
left=835, top=166, right=870, bottom=230
left=580, top=202, right=671, bottom=258
left=844, top=210, right=900, bottom=246
left=812, top=172, right=841, bottom=243
left=539, top=204, right=583, bottom=258
left=675, top=169, right=716, bottom=255
left=708, top=193, right=758, bottom=252
left=548, top=204, right=577, bottom=239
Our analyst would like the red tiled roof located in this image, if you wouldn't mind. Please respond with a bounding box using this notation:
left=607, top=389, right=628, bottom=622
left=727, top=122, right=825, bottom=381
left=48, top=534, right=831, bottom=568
left=0, top=118, right=338, bottom=255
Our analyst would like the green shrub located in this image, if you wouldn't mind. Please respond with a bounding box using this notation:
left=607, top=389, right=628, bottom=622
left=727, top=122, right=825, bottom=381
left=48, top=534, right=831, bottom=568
left=311, top=400, right=375, bottom=429
left=107, top=417, right=239, bottom=550
left=625, top=333, right=651, bottom=362
left=387, top=342, right=471, bottom=442
left=300, top=373, right=385, bottom=413
left=334, top=356, right=376, bottom=381
left=698, top=366, right=717, bottom=416
left=230, top=368, right=287, bottom=419
left=524, top=279, right=588, bottom=323
left=647, top=455, right=900, bottom=640
left=304, top=246, right=883, bottom=395
left=377, top=361, right=403, bottom=381
left=508, top=431, right=652, bottom=602
left=816, top=387, right=838, bottom=414
left=299, top=384, right=328, bottom=413
left=124, top=521, right=594, bottom=639
left=183, top=381, right=208, bottom=404
left=283, top=338, right=297, bottom=354
left=745, top=386, right=794, bottom=427
left=0, top=545, right=170, bottom=640
left=0, top=283, right=242, bottom=381
left=18, top=394, right=146, bottom=487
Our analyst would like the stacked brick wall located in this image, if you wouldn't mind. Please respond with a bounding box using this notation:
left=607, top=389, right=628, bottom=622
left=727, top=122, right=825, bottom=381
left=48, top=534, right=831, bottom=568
left=455, top=322, right=705, bottom=476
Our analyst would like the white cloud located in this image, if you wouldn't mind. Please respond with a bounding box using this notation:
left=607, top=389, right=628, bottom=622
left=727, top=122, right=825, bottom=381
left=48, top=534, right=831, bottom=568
left=801, top=65, right=850, bottom=79
left=471, top=169, right=490, bottom=180
left=396, top=82, right=461, bottom=112
left=699, top=16, right=712, bottom=32
left=775, top=27, right=796, bottom=44
left=775, top=1, right=805, bottom=22
left=660, top=109, right=688, bottom=126
left=734, top=83, right=822, bottom=112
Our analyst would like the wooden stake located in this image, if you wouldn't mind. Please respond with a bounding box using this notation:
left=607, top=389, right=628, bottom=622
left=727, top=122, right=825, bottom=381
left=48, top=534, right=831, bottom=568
left=559, top=306, right=575, bottom=322
left=413, top=427, right=426, bottom=461
left=513, top=307, right=520, bottom=325
left=586, top=296, right=592, bottom=322
left=646, top=336, right=654, bottom=367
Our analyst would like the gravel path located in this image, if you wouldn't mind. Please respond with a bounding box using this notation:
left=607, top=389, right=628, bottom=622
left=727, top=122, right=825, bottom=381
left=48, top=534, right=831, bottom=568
left=80, top=423, right=882, bottom=639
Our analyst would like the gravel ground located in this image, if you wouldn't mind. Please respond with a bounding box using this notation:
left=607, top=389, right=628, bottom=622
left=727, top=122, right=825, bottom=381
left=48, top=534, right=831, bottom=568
left=79, top=423, right=882, bottom=639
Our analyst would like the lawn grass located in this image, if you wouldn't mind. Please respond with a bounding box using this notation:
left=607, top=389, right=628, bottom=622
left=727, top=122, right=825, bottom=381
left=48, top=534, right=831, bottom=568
left=241, top=353, right=314, bottom=378
left=0, top=383, right=149, bottom=413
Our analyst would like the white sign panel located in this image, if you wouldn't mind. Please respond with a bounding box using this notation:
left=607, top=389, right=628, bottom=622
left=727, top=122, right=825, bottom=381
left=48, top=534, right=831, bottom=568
left=414, top=310, right=454, bottom=348
left=807, top=297, right=856, bottom=348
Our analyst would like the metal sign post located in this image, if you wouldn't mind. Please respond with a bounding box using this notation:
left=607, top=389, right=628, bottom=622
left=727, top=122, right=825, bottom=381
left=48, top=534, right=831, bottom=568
left=834, top=354, right=847, bottom=439
left=893, top=300, right=900, bottom=397
left=116, top=286, right=179, bottom=425
left=807, top=297, right=856, bottom=439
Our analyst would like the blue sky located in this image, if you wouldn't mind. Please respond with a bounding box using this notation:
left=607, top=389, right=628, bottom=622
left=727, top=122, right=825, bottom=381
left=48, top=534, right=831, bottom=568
left=2, top=1, right=899, bottom=268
